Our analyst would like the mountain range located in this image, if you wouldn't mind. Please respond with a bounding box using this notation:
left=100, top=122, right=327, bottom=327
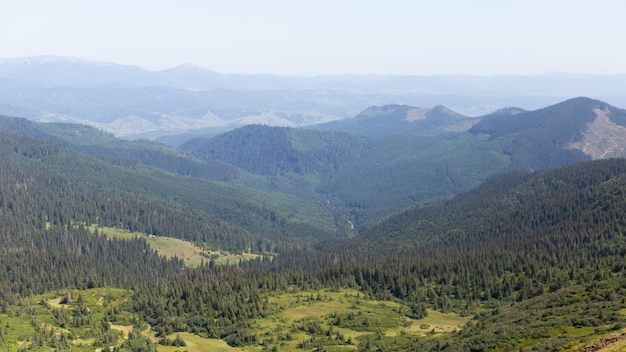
left=180, top=97, right=626, bottom=229
left=2, top=56, right=626, bottom=141
left=6, top=55, right=626, bottom=350
left=3, top=93, right=626, bottom=350
left=2, top=94, right=625, bottom=232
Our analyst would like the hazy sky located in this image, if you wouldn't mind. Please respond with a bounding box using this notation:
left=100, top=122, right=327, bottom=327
left=1, top=0, right=625, bottom=75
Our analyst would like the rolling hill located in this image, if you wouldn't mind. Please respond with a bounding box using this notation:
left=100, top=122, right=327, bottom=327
left=4, top=56, right=626, bottom=140
left=119, top=158, right=626, bottom=351
left=0, top=127, right=347, bottom=252
left=0, top=114, right=240, bottom=181
left=3, top=96, right=613, bottom=235
left=182, top=97, right=626, bottom=230
left=328, top=157, right=626, bottom=350
left=4, top=96, right=626, bottom=350
left=310, top=104, right=477, bottom=137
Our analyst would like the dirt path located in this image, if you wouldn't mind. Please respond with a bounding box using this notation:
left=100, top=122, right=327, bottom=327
left=575, top=328, right=626, bottom=351
left=47, top=298, right=65, bottom=308
left=600, top=136, right=619, bottom=158
left=110, top=324, right=133, bottom=339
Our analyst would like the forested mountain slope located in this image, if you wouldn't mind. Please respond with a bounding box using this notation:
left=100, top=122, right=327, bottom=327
left=180, top=124, right=367, bottom=176
left=182, top=97, right=626, bottom=230
left=0, top=114, right=240, bottom=181
left=0, top=132, right=184, bottom=299
left=4, top=120, right=626, bottom=350
left=470, top=96, right=601, bottom=170
left=132, top=158, right=626, bottom=351
left=358, top=157, right=626, bottom=251
left=0, top=130, right=344, bottom=252
left=9, top=96, right=611, bottom=237
left=305, top=158, right=626, bottom=350
left=181, top=124, right=511, bottom=229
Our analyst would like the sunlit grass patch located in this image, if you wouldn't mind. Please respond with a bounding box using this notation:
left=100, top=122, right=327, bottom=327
left=414, top=310, right=472, bottom=333
left=245, top=289, right=471, bottom=351
left=91, top=225, right=261, bottom=267
left=158, top=332, right=241, bottom=352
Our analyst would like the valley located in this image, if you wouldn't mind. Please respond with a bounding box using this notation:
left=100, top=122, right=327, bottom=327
left=2, top=96, right=626, bottom=351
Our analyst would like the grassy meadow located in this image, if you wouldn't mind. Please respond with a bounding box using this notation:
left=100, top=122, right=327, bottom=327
left=0, top=287, right=471, bottom=351
left=90, top=225, right=261, bottom=267
left=3, top=284, right=626, bottom=351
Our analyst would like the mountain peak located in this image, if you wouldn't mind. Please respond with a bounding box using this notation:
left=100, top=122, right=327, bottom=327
left=552, top=96, right=608, bottom=108
left=428, top=105, right=464, bottom=118
left=165, top=63, right=221, bottom=75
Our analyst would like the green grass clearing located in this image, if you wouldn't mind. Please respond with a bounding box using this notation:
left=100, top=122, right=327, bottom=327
left=240, top=289, right=470, bottom=351
left=0, top=286, right=471, bottom=352
left=158, top=332, right=241, bottom=352
left=90, top=224, right=261, bottom=267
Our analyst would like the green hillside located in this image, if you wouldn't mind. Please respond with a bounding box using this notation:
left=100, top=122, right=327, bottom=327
left=3, top=132, right=626, bottom=350
left=470, top=97, right=602, bottom=170
left=181, top=125, right=512, bottom=229
left=0, top=129, right=345, bottom=252
left=54, top=158, right=626, bottom=350
left=180, top=125, right=367, bottom=176
left=310, top=104, right=475, bottom=137
left=182, top=98, right=621, bottom=229
left=4, top=98, right=626, bottom=350
left=0, top=115, right=240, bottom=181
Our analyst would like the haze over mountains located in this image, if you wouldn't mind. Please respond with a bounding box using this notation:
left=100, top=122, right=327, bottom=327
left=2, top=56, right=626, bottom=143
left=3, top=57, right=626, bottom=232
left=3, top=91, right=626, bottom=234
left=6, top=55, right=626, bottom=350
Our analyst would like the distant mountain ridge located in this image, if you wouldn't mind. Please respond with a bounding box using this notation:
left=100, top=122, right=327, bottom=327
left=472, top=97, right=626, bottom=167
left=3, top=56, right=626, bottom=139
left=0, top=114, right=240, bottom=181
left=3, top=56, right=626, bottom=95
left=0, top=56, right=225, bottom=89
left=310, top=104, right=477, bottom=136
left=6, top=59, right=626, bottom=351
left=3, top=94, right=623, bottom=232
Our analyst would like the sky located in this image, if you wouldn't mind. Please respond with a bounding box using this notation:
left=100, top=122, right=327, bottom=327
left=1, top=0, right=625, bottom=76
